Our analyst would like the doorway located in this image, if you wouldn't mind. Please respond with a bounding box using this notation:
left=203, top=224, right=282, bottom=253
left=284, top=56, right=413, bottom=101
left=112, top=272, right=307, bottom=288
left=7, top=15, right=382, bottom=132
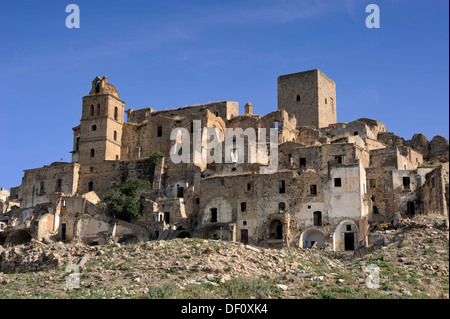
left=61, top=223, right=67, bottom=241
left=240, top=229, right=248, bottom=245
left=344, top=233, right=354, bottom=251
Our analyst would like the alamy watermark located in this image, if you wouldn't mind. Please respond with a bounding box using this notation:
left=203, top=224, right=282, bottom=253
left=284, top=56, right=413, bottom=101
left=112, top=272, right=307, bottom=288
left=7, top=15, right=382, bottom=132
left=65, top=4, right=80, bottom=29
left=364, top=264, right=380, bottom=289
left=65, top=264, right=80, bottom=289
left=169, top=121, right=278, bottom=174
left=366, top=4, right=380, bottom=29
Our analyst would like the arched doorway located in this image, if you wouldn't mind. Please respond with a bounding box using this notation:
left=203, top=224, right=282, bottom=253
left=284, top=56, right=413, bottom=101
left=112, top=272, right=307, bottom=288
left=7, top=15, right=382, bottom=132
left=177, top=231, right=191, bottom=239
left=301, top=228, right=325, bottom=248
left=333, top=220, right=359, bottom=251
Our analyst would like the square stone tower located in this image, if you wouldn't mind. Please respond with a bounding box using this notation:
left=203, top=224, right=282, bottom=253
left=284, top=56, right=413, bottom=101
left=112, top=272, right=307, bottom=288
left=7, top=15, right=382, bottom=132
left=278, top=69, right=337, bottom=129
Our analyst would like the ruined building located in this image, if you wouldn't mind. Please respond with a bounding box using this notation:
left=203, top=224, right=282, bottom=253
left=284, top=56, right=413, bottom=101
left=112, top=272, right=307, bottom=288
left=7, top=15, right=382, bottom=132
left=1, top=70, right=448, bottom=251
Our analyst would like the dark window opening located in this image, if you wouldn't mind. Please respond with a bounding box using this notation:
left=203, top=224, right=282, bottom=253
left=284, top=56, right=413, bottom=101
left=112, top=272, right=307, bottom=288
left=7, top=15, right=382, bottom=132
left=39, top=182, right=45, bottom=195
left=296, top=95, right=301, bottom=102
left=270, top=220, right=283, bottom=240
left=299, top=158, right=306, bottom=168
left=313, top=211, right=322, bottom=226
left=279, top=180, right=286, bottom=194
left=91, top=124, right=97, bottom=132
left=403, top=177, right=411, bottom=189
left=214, top=112, right=219, bottom=117
left=334, top=178, right=342, bottom=187
left=346, top=225, right=352, bottom=232
left=95, top=84, right=100, bottom=93
left=88, top=181, right=94, bottom=192
left=196, top=198, right=200, bottom=204
left=335, top=156, right=343, bottom=164
left=288, top=154, right=292, bottom=165
left=241, top=202, right=247, bottom=212
left=373, top=206, right=379, bottom=214
left=90, top=149, right=95, bottom=158
left=325, top=98, right=328, bottom=104
left=177, top=186, right=184, bottom=198
left=90, top=105, right=94, bottom=116
left=354, top=132, right=359, bottom=136
left=310, top=185, right=317, bottom=195
left=56, top=179, right=62, bottom=192
left=75, top=137, right=80, bottom=151
left=190, top=122, right=194, bottom=133
left=164, top=212, right=170, bottom=224
left=243, top=221, right=247, bottom=226
left=211, top=208, right=217, bottom=223
left=114, top=131, right=117, bottom=141
left=247, top=183, right=251, bottom=191
left=114, top=107, right=118, bottom=121
left=279, top=202, right=286, bottom=211
left=157, top=126, right=162, bottom=137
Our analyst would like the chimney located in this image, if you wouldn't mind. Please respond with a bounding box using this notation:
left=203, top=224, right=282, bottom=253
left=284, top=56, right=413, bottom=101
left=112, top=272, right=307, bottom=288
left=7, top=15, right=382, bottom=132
left=245, top=102, right=253, bottom=116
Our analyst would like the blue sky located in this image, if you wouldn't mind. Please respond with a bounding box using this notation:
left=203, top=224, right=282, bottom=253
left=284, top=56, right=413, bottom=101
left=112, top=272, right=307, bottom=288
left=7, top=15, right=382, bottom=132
left=0, top=0, right=448, bottom=191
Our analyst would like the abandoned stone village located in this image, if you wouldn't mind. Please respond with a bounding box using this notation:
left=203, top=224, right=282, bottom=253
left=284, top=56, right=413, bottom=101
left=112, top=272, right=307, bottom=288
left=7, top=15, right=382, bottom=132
left=1, top=69, right=449, bottom=254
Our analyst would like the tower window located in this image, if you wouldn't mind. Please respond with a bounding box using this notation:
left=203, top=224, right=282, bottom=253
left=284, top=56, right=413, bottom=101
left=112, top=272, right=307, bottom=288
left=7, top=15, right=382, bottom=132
left=56, top=179, right=62, bottom=192
left=90, top=149, right=95, bottom=158
left=335, top=156, right=343, bottom=164
left=157, top=126, right=162, bottom=137
left=88, top=181, right=94, bottom=192
left=325, top=98, right=328, bottom=104
left=310, top=185, right=317, bottom=195
left=90, top=125, right=97, bottom=132
left=241, top=202, right=247, bottom=212
left=113, top=131, right=117, bottom=141
left=114, top=107, right=118, bottom=121
left=90, top=105, right=94, bottom=116
left=247, top=183, right=251, bottom=191
left=296, top=95, right=301, bottom=102
left=75, top=137, right=80, bottom=151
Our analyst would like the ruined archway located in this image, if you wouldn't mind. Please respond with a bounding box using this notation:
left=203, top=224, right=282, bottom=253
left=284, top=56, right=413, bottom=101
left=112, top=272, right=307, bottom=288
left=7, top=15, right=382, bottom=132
left=269, top=219, right=283, bottom=240
left=177, top=231, right=192, bottom=239
left=300, top=228, right=325, bottom=249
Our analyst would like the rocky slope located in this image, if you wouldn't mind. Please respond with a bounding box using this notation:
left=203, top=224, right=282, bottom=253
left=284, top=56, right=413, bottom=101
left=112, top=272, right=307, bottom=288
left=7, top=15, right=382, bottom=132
left=0, top=215, right=448, bottom=299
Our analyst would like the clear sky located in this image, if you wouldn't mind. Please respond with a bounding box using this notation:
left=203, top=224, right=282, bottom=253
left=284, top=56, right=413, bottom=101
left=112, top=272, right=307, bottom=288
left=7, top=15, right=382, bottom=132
left=0, top=0, right=448, bottom=191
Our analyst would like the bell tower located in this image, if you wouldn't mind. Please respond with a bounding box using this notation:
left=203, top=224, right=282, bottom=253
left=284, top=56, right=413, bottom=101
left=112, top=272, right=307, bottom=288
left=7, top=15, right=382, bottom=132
left=77, top=76, right=125, bottom=165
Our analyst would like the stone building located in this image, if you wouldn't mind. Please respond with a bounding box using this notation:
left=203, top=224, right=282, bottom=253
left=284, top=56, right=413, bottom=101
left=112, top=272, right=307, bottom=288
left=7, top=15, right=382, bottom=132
left=2, top=69, right=448, bottom=250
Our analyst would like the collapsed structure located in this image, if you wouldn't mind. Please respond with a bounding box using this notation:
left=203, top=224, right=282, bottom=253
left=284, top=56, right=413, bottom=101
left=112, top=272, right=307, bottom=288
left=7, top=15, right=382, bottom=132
left=1, top=70, right=448, bottom=251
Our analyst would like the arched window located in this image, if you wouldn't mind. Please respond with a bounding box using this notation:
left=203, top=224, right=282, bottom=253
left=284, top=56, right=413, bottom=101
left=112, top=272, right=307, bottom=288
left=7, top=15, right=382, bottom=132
left=278, top=202, right=286, bottom=210
left=313, top=211, right=322, bottom=226
left=325, top=98, right=328, bottom=104
left=90, top=149, right=95, bottom=158
left=114, top=107, right=118, bottom=121
left=113, top=131, right=117, bottom=141
left=90, top=105, right=94, bottom=116
left=88, top=181, right=94, bottom=192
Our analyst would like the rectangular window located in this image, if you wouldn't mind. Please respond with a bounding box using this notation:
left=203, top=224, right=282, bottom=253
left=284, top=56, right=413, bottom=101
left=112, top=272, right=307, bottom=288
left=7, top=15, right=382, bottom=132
left=279, top=180, right=286, bottom=194
left=335, top=156, right=343, bottom=164
left=334, top=178, right=342, bottom=187
left=39, top=182, right=45, bottom=195
left=403, top=177, right=410, bottom=189
left=241, top=202, right=247, bottom=212
left=196, top=198, right=200, bottom=204
left=247, top=183, right=251, bottom=191
left=56, top=179, right=62, bottom=192
left=211, top=208, right=218, bottom=223
left=299, top=158, right=306, bottom=168
left=157, top=126, right=162, bottom=137
left=164, top=212, right=170, bottom=224
left=346, top=225, right=352, bottom=232
left=310, top=185, right=317, bottom=195
left=75, top=137, right=80, bottom=151
left=369, top=179, right=376, bottom=188
left=177, top=186, right=184, bottom=198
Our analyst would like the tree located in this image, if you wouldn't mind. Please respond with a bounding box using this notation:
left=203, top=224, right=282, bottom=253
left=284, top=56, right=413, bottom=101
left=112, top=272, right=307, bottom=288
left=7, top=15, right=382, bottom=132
left=101, top=179, right=152, bottom=222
